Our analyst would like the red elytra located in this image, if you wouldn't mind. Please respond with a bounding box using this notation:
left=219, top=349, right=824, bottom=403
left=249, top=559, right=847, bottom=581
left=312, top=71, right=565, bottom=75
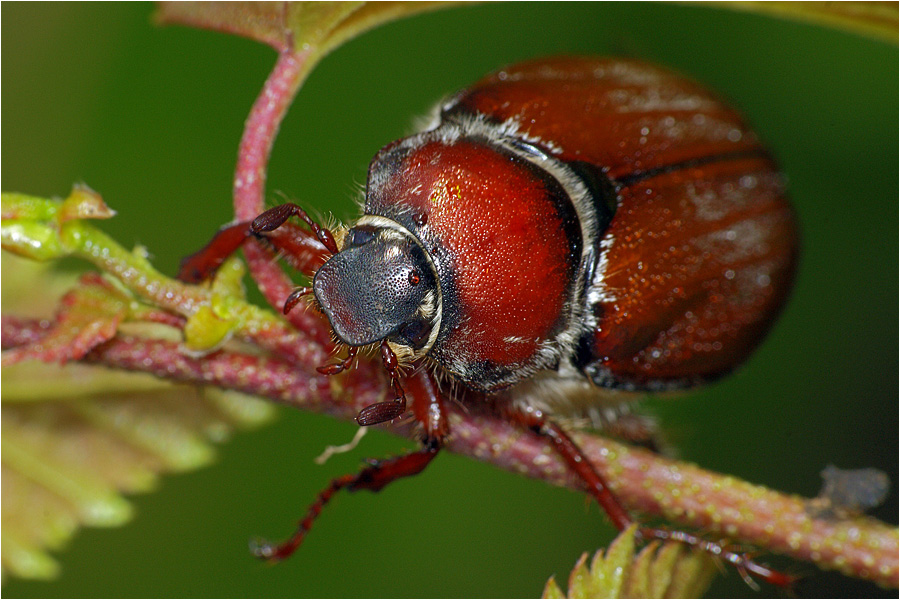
left=446, top=57, right=795, bottom=391
left=180, top=56, right=798, bottom=586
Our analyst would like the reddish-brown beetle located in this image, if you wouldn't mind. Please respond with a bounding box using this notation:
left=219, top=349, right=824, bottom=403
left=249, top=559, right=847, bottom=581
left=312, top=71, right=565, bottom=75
left=182, top=56, right=798, bottom=584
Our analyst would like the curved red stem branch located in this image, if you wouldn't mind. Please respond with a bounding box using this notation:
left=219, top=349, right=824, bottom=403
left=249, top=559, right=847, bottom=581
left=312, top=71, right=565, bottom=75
left=233, top=49, right=333, bottom=347
left=234, top=50, right=306, bottom=221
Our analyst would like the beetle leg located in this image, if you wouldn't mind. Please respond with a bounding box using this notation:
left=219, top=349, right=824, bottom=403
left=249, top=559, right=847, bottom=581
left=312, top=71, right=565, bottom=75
left=251, top=202, right=339, bottom=255
left=251, top=445, right=438, bottom=562
left=179, top=218, right=330, bottom=284
left=282, top=287, right=313, bottom=314
left=252, top=372, right=445, bottom=562
left=509, top=406, right=633, bottom=529
left=505, top=406, right=795, bottom=588
left=355, top=341, right=409, bottom=426
left=178, top=221, right=254, bottom=283
left=318, top=342, right=419, bottom=427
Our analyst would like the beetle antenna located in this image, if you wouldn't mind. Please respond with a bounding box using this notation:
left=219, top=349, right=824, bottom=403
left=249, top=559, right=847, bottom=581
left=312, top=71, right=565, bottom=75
left=355, top=340, right=408, bottom=426
left=251, top=202, right=339, bottom=255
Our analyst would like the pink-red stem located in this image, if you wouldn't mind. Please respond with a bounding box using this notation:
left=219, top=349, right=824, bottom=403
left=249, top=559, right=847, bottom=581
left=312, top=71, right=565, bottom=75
left=233, top=48, right=333, bottom=347
left=2, top=316, right=896, bottom=588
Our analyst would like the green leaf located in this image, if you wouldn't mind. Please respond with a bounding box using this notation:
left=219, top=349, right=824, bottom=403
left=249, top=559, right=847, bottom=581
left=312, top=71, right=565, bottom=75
left=156, top=1, right=897, bottom=63
left=1, top=256, right=276, bottom=580
left=543, top=526, right=718, bottom=599
left=711, top=1, right=898, bottom=42
left=155, top=1, right=464, bottom=71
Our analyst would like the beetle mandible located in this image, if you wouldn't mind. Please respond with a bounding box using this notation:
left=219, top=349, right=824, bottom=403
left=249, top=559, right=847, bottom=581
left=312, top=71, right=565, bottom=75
left=181, top=56, right=798, bottom=582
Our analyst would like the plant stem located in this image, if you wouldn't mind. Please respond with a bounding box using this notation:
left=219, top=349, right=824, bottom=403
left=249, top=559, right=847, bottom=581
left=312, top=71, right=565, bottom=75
left=3, top=315, right=896, bottom=588
left=233, top=49, right=307, bottom=222
left=233, top=49, right=334, bottom=347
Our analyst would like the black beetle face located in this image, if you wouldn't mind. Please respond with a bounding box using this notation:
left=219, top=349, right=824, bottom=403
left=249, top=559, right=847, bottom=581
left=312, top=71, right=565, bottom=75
left=313, top=226, right=437, bottom=349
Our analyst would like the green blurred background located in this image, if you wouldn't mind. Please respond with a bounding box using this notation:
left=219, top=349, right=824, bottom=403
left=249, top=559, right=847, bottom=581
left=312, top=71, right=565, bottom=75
left=2, top=3, right=896, bottom=598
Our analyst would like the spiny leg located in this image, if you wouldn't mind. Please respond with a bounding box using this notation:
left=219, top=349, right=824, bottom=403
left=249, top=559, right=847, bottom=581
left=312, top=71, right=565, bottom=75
left=264, top=223, right=333, bottom=275
left=283, top=287, right=313, bottom=315
left=252, top=372, right=446, bottom=562
left=251, top=447, right=438, bottom=562
left=509, top=406, right=631, bottom=529
left=178, top=218, right=331, bottom=284
left=178, top=221, right=253, bottom=283
left=505, top=406, right=794, bottom=588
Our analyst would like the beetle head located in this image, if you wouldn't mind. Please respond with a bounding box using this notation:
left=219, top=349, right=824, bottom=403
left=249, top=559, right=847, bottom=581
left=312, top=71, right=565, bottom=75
left=313, top=221, right=440, bottom=354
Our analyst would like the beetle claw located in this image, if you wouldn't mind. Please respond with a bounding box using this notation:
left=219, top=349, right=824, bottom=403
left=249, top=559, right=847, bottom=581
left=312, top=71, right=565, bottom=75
left=249, top=537, right=278, bottom=561
left=283, top=287, right=312, bottom=314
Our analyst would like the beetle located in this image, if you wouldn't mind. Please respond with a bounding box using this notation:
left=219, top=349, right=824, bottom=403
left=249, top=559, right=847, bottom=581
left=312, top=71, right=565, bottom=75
left=181, top=56, right=797, bottom=582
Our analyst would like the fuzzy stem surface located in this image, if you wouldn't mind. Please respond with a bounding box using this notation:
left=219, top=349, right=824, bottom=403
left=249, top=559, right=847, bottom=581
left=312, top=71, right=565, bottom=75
left=3, top=316, right=896, bottom=589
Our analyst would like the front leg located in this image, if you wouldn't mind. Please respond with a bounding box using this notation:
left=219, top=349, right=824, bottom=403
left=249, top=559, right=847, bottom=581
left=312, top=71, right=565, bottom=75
left=178, top=219, right=330, bottom=284
left=252, top=370, right=447, bottom=562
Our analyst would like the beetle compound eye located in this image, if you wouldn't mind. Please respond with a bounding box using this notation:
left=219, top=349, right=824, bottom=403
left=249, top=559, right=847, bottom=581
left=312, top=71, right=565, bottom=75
left=348, top=227, right=376, bottom=247
left=398, top=318, right=431, bottom=349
